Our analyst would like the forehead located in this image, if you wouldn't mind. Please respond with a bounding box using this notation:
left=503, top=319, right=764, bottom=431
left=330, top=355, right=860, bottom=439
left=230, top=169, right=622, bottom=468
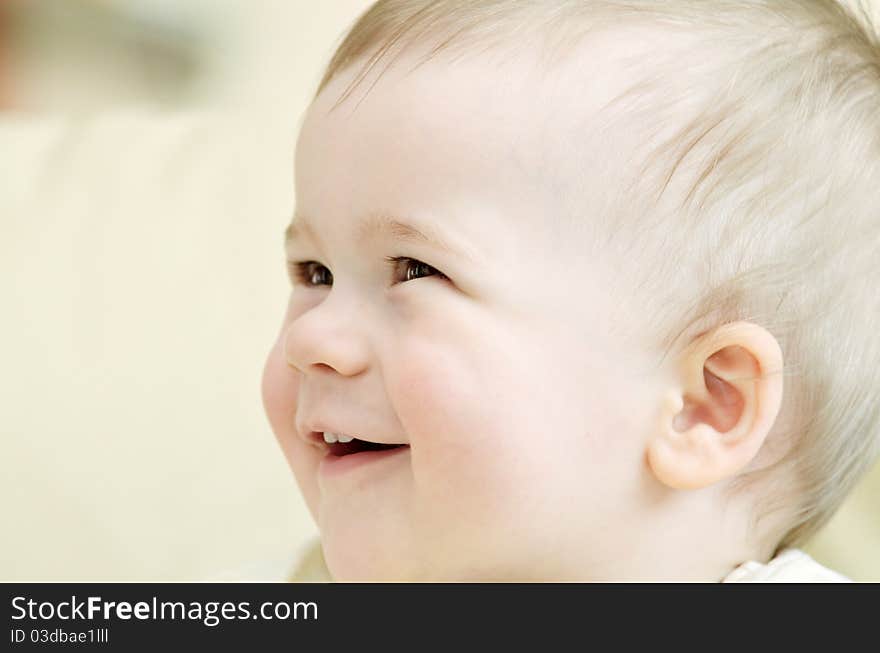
left=293, top=26, right=662, bottom=251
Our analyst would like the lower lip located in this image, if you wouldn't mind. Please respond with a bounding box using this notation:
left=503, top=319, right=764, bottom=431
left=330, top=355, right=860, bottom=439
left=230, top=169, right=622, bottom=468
left=318, top=445, right=410, bottom=479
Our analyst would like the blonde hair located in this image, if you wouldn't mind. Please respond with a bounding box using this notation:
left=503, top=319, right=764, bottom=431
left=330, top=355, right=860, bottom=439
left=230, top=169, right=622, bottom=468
left=313, top=1, right=880, bottom=550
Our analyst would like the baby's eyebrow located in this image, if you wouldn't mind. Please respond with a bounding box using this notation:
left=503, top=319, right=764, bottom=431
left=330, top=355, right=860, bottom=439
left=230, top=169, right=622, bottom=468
left=284, top=211, right=475, bottom=262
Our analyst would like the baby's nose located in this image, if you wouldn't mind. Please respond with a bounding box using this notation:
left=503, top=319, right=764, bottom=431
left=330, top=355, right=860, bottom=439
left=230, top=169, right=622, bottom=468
left=283, top=291, right=372, bottom=377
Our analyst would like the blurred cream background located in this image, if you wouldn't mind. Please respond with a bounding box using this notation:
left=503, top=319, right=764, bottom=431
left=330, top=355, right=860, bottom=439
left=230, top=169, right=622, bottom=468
left=0, top=0, right=877, bottom=582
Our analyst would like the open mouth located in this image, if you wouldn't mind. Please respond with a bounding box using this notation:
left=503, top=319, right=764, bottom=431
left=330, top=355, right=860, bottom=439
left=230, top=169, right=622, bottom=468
left=311, top=431, right=409, bottom=457
left=326, top=439, right=409, bottom=457
left=314, top=431, right=410, bottom=478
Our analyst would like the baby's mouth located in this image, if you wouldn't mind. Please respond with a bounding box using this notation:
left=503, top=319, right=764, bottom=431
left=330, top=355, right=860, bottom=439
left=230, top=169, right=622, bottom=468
left=314, top=431, right=411, bottom=478
left=327, top=439, right=408, bottom=457
left=314, top=431, right=409, bottom=457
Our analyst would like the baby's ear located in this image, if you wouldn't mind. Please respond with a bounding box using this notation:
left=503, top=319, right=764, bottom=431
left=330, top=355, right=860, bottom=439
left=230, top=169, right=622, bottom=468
left=647, top=322, right=784, bottom=490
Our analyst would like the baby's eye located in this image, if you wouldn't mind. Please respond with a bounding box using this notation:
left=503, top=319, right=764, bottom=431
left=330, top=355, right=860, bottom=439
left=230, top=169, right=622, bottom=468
left=386, top=256, right=448, bottom=284
left=288, top=261, right=333, bottom=287
left=287, top=257, right=447, bottom=288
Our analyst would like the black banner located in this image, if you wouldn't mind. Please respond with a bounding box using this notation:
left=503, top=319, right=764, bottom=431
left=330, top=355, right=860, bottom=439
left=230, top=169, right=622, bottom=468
left=2, top=582, right=876, bottom=649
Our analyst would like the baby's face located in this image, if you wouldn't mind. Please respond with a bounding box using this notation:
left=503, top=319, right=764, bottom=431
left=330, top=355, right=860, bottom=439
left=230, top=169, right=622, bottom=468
left=262, top=45, right=664, bottom=580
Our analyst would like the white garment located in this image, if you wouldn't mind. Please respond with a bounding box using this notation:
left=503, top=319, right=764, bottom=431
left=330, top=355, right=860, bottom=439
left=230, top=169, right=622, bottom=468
left=205, top=538, right=329, bottom=583
left=721, top=548, right=850, bottom=583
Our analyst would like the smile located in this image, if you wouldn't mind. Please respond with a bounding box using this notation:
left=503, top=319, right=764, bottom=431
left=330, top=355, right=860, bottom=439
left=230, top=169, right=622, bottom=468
left=314, top=431, right=411, bottom=479
left=322, top=430, right=407, bottom=456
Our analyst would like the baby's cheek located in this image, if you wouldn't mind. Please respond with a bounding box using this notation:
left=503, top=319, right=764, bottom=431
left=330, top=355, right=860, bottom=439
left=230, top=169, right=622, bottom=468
left=386, top=337, right=534, bottom=497
left=260, top=339, right=298, bottom=443
left=389, top=339, right=490, bottom=445
left=260, top=339, right=321, bottom=518
left=386, top=337, right=566, bottom=569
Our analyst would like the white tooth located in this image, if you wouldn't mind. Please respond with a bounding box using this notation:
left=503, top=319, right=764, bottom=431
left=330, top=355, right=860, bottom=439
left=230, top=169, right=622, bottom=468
left=322, top=432, right=338, bottom=444
left=337, top=434, right=354, bottom=443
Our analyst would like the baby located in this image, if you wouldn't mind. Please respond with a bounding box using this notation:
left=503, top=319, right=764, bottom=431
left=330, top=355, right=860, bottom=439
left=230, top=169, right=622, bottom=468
left=261, top=0, right=880, bottom=581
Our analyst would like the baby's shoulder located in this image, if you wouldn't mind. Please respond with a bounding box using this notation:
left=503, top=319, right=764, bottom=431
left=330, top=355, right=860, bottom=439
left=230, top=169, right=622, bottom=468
left=203, top=538, right=328, bottom=582
left=722, top=549, right=850, bottom=583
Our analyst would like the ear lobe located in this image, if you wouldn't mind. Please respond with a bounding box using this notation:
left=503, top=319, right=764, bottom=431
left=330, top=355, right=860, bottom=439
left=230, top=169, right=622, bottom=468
left=647, top=322, right=784, bottom=490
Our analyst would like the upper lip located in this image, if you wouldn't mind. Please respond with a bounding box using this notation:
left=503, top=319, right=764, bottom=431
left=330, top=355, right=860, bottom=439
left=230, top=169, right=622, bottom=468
left=297, top=418, right=409, bottom=448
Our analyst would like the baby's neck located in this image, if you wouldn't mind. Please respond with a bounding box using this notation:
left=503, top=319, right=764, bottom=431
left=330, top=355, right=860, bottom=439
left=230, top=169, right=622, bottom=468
left=594, top=487, right=776, bottom=582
